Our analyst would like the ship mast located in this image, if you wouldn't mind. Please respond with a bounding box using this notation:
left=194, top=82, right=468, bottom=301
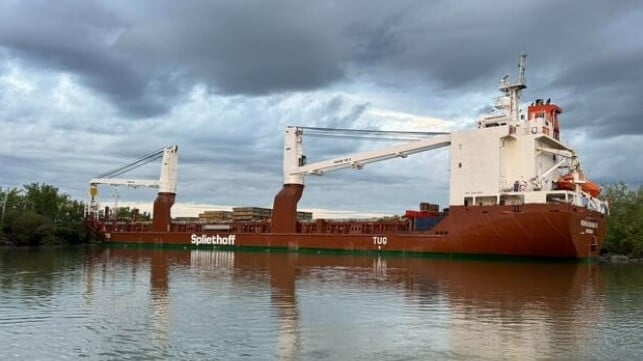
left=498, top=54, right=527, bottom=124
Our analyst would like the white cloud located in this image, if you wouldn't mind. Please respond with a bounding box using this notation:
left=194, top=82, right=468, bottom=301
left=0, top=62, right=35, bottom=97
left=366, top=108, right=454, bottom=132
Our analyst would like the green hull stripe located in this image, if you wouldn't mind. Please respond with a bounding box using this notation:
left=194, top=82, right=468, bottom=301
left=102, top=242, right=594, bottom=263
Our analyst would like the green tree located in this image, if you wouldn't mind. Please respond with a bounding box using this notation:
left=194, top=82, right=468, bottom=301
left=113, top=206, right=151, bottom=221
left=6, top=211, right=55, bottom=246
left=603, top=183, right=643, bottom=257
left=23, top=183, right=68, bottom=223
left=1, top=187, right=25, bottom=235
left=1, top=183, right=98, bottom=246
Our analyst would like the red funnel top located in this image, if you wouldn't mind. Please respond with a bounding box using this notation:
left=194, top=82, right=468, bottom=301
left=528, top=99, right=562, bottom=140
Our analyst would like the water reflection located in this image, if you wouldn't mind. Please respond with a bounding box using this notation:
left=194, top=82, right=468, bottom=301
left=401, top=259, right=605, bottom=359
left=268, top=253, right=300, bottom=361
left=150, top=250, right=171, bottom=347
left=89, top=249, right=604, bottom=359
left=3, top=247, right=637, bottom=360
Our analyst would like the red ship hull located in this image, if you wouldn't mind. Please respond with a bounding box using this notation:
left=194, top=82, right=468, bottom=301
left=93, top=203, right=607, bottom=259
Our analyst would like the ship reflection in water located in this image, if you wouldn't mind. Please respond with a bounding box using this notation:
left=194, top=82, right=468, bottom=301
left=80, top=247, right=612, bottom=360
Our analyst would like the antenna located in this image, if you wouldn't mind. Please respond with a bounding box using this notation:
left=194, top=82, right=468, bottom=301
left=518, top=53, right=527, bottom=86
left=495, top=54, right=528, bottom=124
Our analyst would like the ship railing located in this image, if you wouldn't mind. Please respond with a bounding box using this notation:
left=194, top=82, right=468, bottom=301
left=95, top=220, right=153, bottom=233
left=465, top=193, right=525, bottom=207
left=576, top=193, right=609, bottom=215
left=545, top=190, right=575, bottom=204
left=297, top=218, right=410, bottom=234
left=546, top=190, right=609, bottom=214
left=466, top=190, right=608, bottom=212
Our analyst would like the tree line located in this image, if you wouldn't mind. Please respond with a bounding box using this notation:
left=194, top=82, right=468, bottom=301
left=1, top=182, right=641, bottom=255
left=0, top=183, right=148, bottom=246
left=602, top=183, right=643, bottom=257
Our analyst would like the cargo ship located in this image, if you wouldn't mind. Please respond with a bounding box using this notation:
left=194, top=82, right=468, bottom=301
left=86, top=55, right=609, bottom=259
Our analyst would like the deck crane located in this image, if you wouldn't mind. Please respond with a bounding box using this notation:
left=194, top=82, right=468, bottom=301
left=272, top=127, right=451, bottom=232
left=87, top=145, right=178, bottom=231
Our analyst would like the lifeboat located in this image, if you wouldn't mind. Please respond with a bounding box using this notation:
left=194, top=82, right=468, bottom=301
left=554, top=172, right=601, bottom=197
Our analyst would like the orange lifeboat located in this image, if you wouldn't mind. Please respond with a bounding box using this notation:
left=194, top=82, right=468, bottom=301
left=554, top=172, right=601, bottom=197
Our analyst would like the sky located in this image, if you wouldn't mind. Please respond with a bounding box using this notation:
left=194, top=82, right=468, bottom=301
left=1, top=0, right=642, bottom=218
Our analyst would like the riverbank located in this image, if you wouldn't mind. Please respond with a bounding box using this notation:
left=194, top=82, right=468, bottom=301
left=599, top=253, right=643, bottom=263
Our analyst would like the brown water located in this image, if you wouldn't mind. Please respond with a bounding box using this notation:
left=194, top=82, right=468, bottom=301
left=0, top=247, right=641, bottom=360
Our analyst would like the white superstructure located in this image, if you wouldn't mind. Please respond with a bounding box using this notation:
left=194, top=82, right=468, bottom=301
left=449, top=55, right=606, bottom=213
left=279, top=54, right=607, bottom=214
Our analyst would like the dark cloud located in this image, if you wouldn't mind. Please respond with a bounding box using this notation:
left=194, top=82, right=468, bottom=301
left=547, top=50, right=643, bottom=136
left=2, top=0, right=642, bottom=136
left=0, top=0, right=348, bottom=117
left=0, top=1, right=170, bottom=117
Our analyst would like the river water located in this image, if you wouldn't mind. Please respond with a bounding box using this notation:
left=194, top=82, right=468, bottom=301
left=0, top=247, right=641, bottom=361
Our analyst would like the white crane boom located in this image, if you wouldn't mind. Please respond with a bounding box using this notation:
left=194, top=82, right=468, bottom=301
left=282, top=126, right=451, bottom=185
left=87, top=145, right=178, bottom=215
left=89, top=145, right=178, bottom=189
left=88, top=178, right=160, bottom=188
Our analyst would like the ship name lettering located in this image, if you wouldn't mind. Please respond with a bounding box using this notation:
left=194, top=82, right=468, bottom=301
left=580, top=220, right=598, bottom=229
left=191, top=234, right=236, bottom=246
left=373, top=236, right=388, bottom=245
left=333, top=157, right=352, bottom=165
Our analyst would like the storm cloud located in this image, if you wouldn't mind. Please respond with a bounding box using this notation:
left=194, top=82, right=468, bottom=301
left=1, top=0, right=641, bottom=216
